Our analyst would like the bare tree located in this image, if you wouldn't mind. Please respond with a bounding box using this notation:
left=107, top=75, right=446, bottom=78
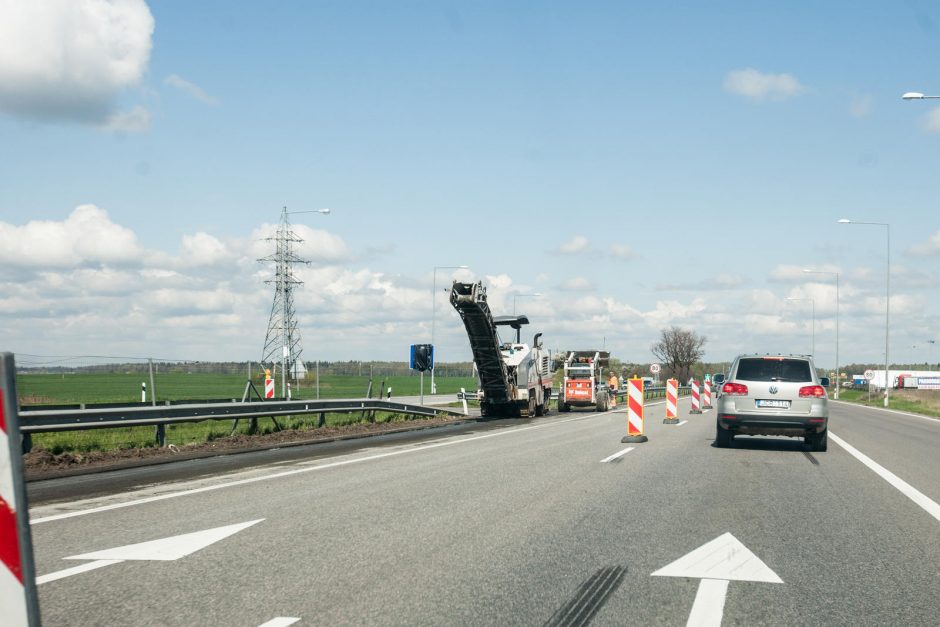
left=651, top=326, right=707, bottom=383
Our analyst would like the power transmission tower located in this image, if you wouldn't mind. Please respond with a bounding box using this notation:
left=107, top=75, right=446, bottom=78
left=259, top=207, right=309, bottom=396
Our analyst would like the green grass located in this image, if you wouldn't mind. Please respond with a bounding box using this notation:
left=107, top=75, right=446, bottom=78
left=17, top=372, right=477, bottom=405
left=836, top=387, right=940, bottom=419
left=18, top=372, right=477, bottom=454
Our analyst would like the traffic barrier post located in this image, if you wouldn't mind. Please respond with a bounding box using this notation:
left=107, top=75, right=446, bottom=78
left=664, top=378, right=680, bottom=424
left=264, top=369, right=274, bottom=399
left=621, top=377, right=648, bottom=443
left=703, top=379, right=713, bottom=410
left=690, top=380, right=702, bottom=414
left=1, top=353, right=41, bottom=626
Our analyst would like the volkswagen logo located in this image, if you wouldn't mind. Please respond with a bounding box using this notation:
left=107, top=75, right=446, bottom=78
left=768, top=386, right=779, bottom=394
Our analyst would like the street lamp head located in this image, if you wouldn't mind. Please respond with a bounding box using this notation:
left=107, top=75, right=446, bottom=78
left=902, top=92, right=925, bottom=100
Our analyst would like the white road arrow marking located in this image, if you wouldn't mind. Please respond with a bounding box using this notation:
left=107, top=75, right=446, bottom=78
left=37, top=519, right=263, bottom=585
left=651, top=532, right=782, bottom=627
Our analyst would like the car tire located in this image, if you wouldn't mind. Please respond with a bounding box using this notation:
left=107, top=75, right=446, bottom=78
left=807, top=429, right=828, bottom=452
left=715, top=423, right=734, bottom=448
left=558, top=400, right=569, bottom=412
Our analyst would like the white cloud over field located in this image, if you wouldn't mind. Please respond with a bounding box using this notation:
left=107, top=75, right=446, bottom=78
left=724, top=68, right=805, bottom=101
left=0, top=205, right=935, bottom=366
left=0, top=0, right=154, bottom=129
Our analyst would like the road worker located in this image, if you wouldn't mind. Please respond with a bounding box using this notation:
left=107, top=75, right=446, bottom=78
left=608, top=372, right=619, bottom=408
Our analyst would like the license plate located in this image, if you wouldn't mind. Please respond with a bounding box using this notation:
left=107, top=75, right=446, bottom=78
left=756, top=399, right=791, bottom=409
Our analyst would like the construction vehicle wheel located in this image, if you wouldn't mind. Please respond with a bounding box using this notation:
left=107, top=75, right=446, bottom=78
left=535, top=401, right=544, bottom=416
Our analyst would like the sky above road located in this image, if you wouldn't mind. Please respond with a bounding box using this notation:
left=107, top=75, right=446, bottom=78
left=1, top=0, right=939, bottom=371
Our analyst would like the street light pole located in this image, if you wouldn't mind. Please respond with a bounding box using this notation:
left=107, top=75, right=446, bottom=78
left=839, top=219, right=890, bottom=407
left=803, top=269, right=840, bottom=399
left=431, top=265, right=468, bottom=395
left=902, top=92, right=940, bottom=100
left=785, top=297, right=815, bottom=358
left=512, top=292, right=543, bottom=315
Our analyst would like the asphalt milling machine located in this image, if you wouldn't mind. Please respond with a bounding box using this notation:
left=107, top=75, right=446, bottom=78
left=450, top=281, right=552, bottom=417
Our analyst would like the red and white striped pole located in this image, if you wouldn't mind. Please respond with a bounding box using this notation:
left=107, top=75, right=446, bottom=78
left=621, top=377, right=648, bottom=443
left=690, top=379, right=702, bottom=414
left=1, top=353, right=40, bottom=626
left=703, top=378, right=713, bottom=410
left=664, top=378, right=679, bottom=424
left=264, top=368, right=275, bottom=400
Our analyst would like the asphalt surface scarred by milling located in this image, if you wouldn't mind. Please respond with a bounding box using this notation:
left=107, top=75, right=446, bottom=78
left=27, top=398, right=940, bottom=626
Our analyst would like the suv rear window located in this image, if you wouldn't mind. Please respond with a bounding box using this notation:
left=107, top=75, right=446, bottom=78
left=735, top=358, right=812, bottom=383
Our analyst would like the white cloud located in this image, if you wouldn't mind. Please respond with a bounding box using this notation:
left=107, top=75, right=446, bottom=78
left=0, top=0, right=154, bottom=126
left=609, top=244, right=634, bottom=259
left=0, top=204, right=143, bottom=268
left=180, top=232, right=233, bottom=267
left=98, top=105, right=151, bottom=133
left=558, top=277, right=594, bottom=292
left=769, top=264, right=810, bottom=282
left=724, top=68, right=805, bottom=101
left=164, top=74, right=218, bottom=105
left=557, top=235, right=589, bottom=254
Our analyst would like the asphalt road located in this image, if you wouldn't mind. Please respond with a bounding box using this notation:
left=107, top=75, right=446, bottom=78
left=26, top=397, right=940, bottom=626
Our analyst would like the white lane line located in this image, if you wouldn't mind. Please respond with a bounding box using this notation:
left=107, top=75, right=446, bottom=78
left=36, top=559, right=121, bottom=585
left=830, top=431, right=940, bottom=523
left=258, top=618, right=300, bottom=627
left=31, top=413, right=603, bottom=525
left=600, top=447, right=635, bottom=463
left=676, top=420, right=688, bottom=427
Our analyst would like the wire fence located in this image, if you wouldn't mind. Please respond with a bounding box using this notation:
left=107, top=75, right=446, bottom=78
left=15, top=354, right=476, bottom=405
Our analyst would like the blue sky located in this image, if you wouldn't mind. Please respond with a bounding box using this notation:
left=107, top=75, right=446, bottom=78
left=1, top=0, right=939, bottom=371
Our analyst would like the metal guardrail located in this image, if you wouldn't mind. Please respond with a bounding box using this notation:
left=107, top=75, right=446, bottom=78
left=18, top=398, right=466, bottom=434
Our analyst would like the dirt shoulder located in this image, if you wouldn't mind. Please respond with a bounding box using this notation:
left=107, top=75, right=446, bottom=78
left=24, top=414, right=474, bottom=481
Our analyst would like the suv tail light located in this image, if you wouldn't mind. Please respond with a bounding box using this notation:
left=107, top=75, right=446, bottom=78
left=722, top=382, right=749, bottom=396
left=799, top=385, right=826, bottom=398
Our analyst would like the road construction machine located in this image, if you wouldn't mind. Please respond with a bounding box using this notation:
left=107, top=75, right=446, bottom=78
left=557, top=350, right=610, bottom=412
left=450, top=281, right=552, bottom=417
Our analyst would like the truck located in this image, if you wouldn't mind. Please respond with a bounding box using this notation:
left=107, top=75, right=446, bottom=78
left=557, top=350, right=610, bottom=412
left=450, top=281, right=552, bottom=417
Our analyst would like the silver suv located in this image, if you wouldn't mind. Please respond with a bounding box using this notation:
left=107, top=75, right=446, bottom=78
left=716, top=354, right=830, bottom=451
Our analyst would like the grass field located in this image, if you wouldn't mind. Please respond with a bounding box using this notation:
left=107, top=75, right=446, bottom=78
left=836, top=387, right=940, bottom=419
left=17, top=372, right=476, bottom=405
left=17, top=372, right=478, bottom=454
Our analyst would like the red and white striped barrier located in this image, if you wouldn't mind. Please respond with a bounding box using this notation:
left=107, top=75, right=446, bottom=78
left=621, top=378, right=648, bottom=443
left=264, top=370, right=274, bottom=399
left=690, top=380, right=702, bottom=414
left=703, top=379, right=713, bottom=410
left=664, top=378, right=679, bottom=424
left=1, top=353, right=40, bottom=626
